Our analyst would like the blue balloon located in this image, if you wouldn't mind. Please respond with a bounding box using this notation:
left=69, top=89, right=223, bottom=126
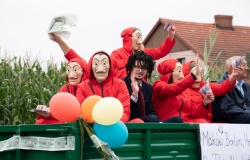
left=93, top=121, right=128, bottom=148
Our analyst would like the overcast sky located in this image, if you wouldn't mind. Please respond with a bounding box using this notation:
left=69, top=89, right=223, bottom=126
left=0, top=0, right=249, bottom=67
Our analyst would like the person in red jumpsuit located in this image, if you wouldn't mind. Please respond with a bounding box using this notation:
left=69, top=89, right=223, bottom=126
left=76, top=51, right=131, bottom=122
left=35, top=34, right=88, bottom=124
left=109, top=25, right=176, bottom=79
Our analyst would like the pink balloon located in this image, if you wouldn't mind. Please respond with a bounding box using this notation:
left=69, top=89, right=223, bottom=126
left=50, top=92, right=80, bottom=122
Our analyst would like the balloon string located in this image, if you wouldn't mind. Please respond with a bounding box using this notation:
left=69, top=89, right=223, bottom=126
left=78, top=118, right=85, bottom=160
left=79, top=119, right=121, bottom=160
left=81, top=120, right=94, bottom=136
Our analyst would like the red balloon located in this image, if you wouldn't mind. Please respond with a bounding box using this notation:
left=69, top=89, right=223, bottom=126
left=50, top=92, right=80, bottom=122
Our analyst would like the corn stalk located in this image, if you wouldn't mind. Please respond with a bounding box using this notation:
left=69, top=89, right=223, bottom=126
left=203, top=28, right=222, bottom=81
left=0, top=55, right=66, bottom=125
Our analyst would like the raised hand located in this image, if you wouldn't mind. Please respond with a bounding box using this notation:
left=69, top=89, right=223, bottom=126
left=164, top=23, right=176, bottom=41
left=138, top=43, right=145, bottom=51
left=131, top=74, right=139, bottom=98
left=49, top=33, right=70, bottom=55
left=229, top=66, right=242, bottom=84
left=50, top=33, right=62, bottom=43
left=193, top=53, right=201, bottom=78
left=168, top=25, right=176, bottom=41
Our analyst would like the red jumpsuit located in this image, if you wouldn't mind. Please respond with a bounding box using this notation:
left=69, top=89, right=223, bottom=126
left=110, top=27, right=176, bottom=79
left=76, top=51, right=131, bottom=122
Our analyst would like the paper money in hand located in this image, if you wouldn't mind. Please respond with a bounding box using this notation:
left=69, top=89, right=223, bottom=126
left=199, top=83, right=210, bottom=95
left=164, top=23, right=173, bottom=31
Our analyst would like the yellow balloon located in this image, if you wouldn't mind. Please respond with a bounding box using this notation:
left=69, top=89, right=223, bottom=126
left=92, top=97, right=123, bottom=125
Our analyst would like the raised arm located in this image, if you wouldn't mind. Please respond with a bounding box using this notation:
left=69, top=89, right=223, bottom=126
left=50, top=33, right=81, bottom=61
left=144, top=25, right=176, bottom=60
left=153, top=74, right=195, bottom=98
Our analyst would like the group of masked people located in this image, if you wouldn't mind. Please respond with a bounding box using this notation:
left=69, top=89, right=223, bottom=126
left=36, top=25, right=250, bottom=125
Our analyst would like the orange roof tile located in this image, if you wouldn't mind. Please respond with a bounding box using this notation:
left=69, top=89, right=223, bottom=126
left=145, top=17, right=250, bottom=64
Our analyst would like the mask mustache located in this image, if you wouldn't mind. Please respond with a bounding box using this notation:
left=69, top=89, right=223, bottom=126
left=68, top=76, right=78, bottom=80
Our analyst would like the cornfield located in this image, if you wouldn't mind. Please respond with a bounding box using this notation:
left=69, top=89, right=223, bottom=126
left=0, top=55, right=66, bottom=125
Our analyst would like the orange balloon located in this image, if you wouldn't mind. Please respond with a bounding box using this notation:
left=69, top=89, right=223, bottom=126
left=81, top=95, right=102, bottom=123
left=50, top=92, right=80, bottom=122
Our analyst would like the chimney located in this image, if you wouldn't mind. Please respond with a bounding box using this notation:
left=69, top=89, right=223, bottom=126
left=214, top=15, right=234, bottom=30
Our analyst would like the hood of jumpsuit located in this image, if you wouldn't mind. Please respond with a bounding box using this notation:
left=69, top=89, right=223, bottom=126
left=182, top=60, right=195, bottom=76
left=88, top=51, right=114, bottom=83
left=66, top=57, right=88, bottom=84
left=121, top=27, right=140, bottom=54
left=157, top=59, right=178, bottom=83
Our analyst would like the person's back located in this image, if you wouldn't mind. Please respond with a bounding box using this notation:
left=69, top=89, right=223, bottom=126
left=76, top=51, right=131, bottom=122
left=110, top=26, right=176, bottom=79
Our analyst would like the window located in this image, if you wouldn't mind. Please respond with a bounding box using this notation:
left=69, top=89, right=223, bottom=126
left=178, top=58, right=186, bottom=64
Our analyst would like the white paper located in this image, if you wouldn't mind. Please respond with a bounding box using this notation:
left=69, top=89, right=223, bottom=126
left=48, top=13, right=78, bottom=40
left=200, top=124, right=250, bottom=160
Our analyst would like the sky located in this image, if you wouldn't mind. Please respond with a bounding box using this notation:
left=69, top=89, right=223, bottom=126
left=0, top=0, right=250, bottom=68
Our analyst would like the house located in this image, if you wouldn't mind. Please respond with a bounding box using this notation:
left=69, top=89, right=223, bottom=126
left=143, top=15, right=250, bottom=68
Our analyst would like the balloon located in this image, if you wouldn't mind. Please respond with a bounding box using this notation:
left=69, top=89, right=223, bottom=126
left=50, top=92, right=80, bottom=122
left=94, top=121, right=128, bottom=148
left=92, top=97, right=123, bottom=125
left=81, top=95, right=102, bottom=123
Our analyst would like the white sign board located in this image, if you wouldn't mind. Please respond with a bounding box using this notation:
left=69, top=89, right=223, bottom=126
left=199, top=124, right=250, bottom=160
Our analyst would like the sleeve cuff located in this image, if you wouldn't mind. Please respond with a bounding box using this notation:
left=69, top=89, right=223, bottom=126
left=130, top=95, right=138, bottom=103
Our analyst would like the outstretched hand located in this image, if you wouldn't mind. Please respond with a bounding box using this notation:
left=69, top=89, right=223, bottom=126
left=36, top=105, right=51, bottom=118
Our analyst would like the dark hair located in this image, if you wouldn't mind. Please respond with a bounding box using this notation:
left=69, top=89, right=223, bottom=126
left=126, top=51, right=155, bottom=79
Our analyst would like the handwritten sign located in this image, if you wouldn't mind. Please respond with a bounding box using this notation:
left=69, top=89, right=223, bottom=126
left=200, top=124, right=250, bottom=160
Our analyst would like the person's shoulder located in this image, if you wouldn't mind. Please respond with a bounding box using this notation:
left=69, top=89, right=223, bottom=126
left=152, top=79, right=165, bottom=87
left=113, top=77, right=125, bottom=82
left=142, top=80, right=152, bottom=87
left=110, top=47, right=124, bottom=55
left=216, top=72, right=229, bottom=84
left=59, top=84, right=68, bottom=92
left=244, top=81, right=250, bottom=87
left=78, top=79, right=89, bottom=87
left=113, top=77, right=128, bottom=85
left=121, top=76, right=127, bottom=81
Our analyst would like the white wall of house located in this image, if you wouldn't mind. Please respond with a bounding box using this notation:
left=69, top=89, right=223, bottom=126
left=155, top=50, right=205, bottom=71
